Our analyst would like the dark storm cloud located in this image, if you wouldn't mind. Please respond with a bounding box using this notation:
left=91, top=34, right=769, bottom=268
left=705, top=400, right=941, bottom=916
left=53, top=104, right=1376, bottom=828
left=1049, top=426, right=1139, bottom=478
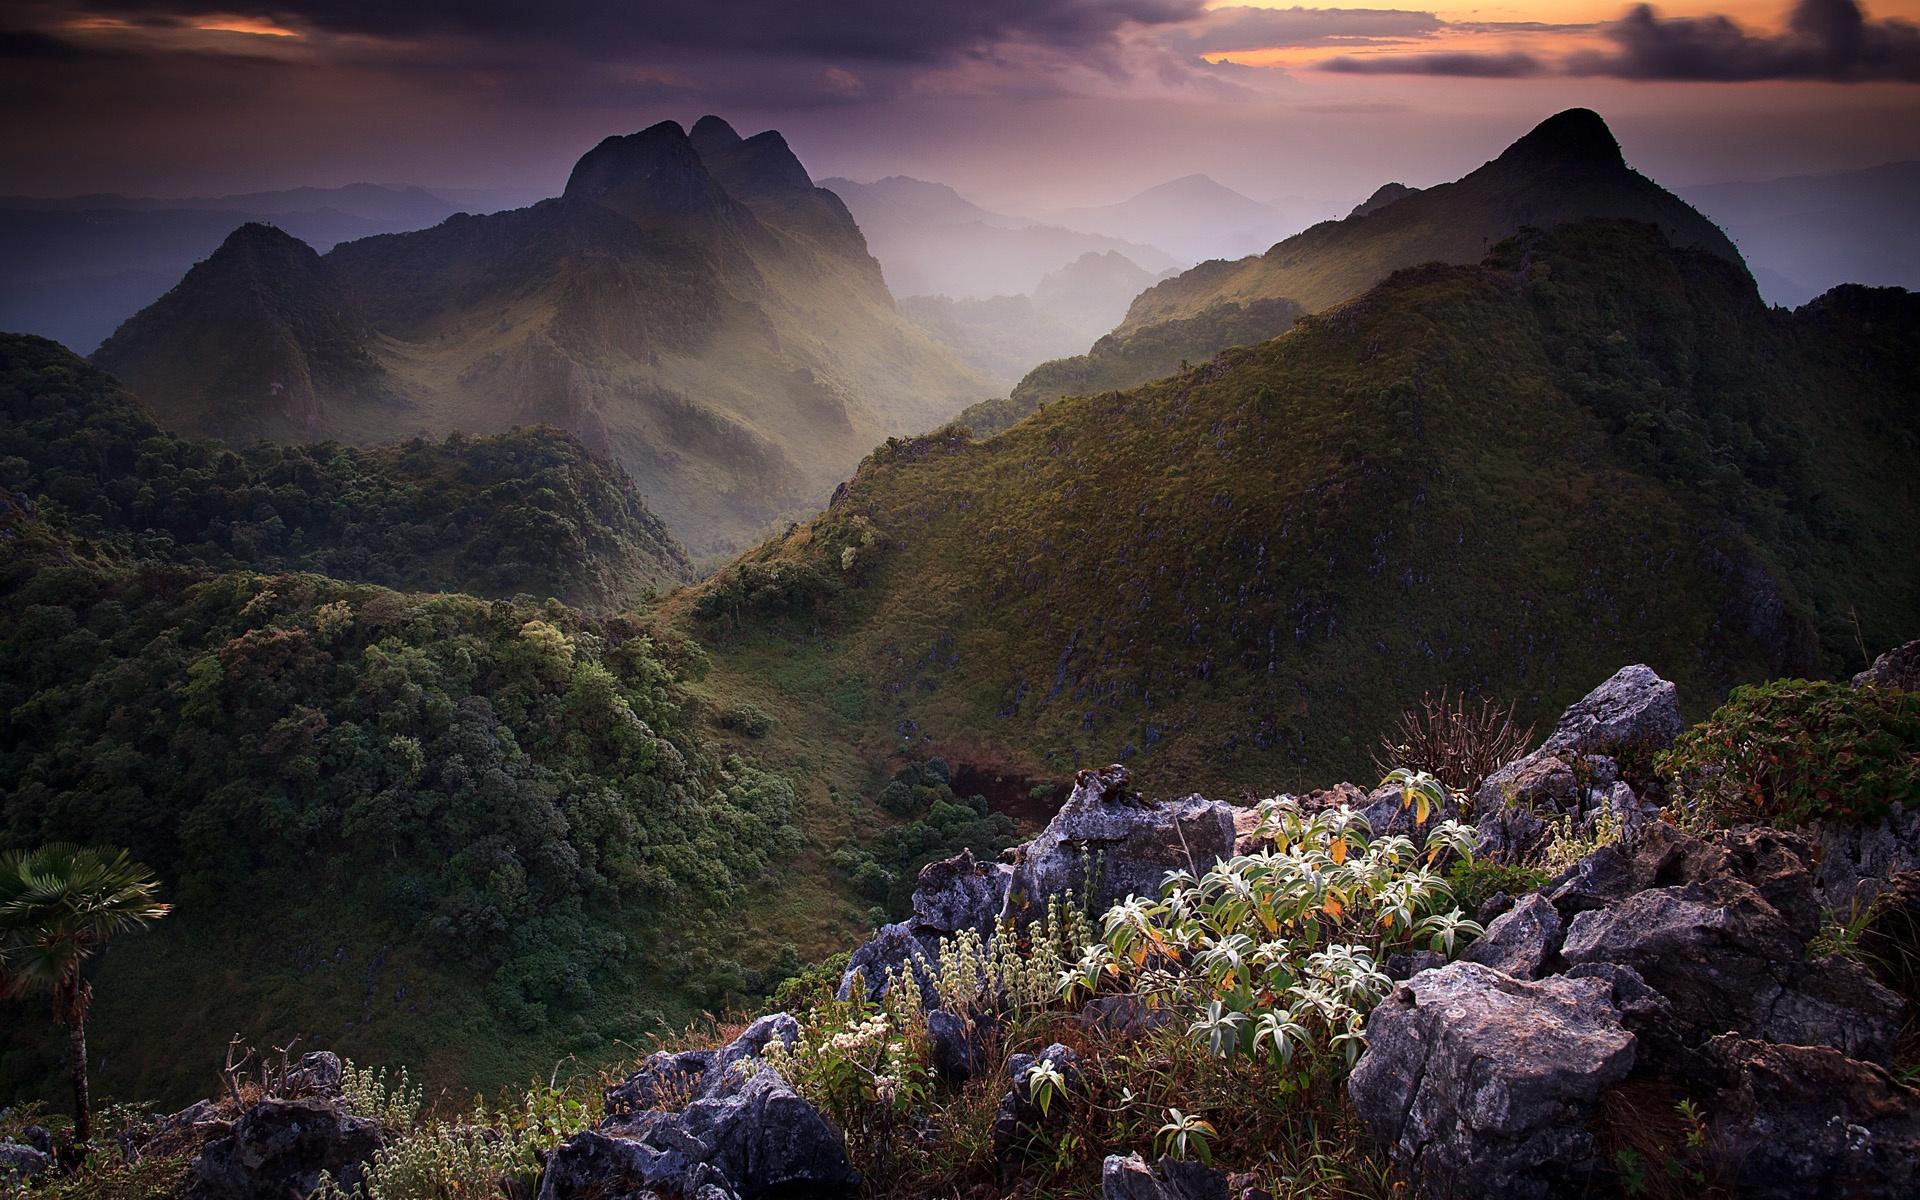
left=55, top=0, right=1213, bottom=62
left=1158, top=7, right=1443, bottom=53
left=1321, top=51, right=1547, bottom=76
left=1570, top=0, right=1920, bottom=81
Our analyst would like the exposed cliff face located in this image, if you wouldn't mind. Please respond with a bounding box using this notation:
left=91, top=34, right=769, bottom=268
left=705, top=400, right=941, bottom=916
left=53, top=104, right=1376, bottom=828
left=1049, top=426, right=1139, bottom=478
left=92, top=118, right=992, bottom=556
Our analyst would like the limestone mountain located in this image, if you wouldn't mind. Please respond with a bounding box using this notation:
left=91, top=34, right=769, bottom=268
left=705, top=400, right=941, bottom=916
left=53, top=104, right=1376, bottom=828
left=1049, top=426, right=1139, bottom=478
left=1124, top=109, right=1741, bottom=329
left=678, top=221, right=1920, bottom=796
left=1349, top=182, right=1418, bottom=219
left=987, top=109, right=1746, bottom=436
left=93, top=222, right=397, bottom=441
left=90, top=118, right=993, bottom=556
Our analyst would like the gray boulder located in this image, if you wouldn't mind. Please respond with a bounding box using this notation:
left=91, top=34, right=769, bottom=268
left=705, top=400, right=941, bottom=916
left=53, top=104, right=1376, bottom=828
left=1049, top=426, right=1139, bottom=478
left=0, top=1141, right=50, bottom=1182
left=1358, top=780, right=1461, bottom=841
left=1462, top=893, right=1563, bottom=980
left=282, top=1050, right=343, bottom=1099
left=927, top=1009, right=992, bottom=1084
left=1002, top=765, right=1236, bottom=924
left=1560, top=874, right=1903, bottom=1064
left=1814, top=802, right=1920, bottom=910
left=836, top=922, right=936, bottom=1004
left=581, top=1017, right=854, bottom=1200
left=1347, top=963, right=1635, bottom=1200
left=911, top=848, right=1011, bottom=937
left=606, top=1014, right=801, bottom=1115
left=1853, top=640, right=1920, bottom=691
left=675, top=1067, right=859, bottom=1197
left=1701, top=1036, right=1920, bottom=1200
left=1474, top=665, right=1681, bottom=863
left=837, top=849, right=1008, bottom=1002
left=1102, top=1152, right=1229, bottom=1200
left=187, top=1099, right=385, bottom=1200
left=1539, top=664, right=1682, bottom=757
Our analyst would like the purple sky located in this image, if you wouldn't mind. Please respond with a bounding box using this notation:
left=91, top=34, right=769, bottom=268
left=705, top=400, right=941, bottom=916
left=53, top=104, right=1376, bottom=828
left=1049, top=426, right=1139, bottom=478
left=3, top=1, right=1918, bottom=209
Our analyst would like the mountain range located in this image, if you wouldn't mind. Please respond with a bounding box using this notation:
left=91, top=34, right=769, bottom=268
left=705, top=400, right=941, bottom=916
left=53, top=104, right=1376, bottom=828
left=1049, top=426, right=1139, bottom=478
left=1044, top=174, right=1292, bottom=264
left=677, top=219, right=1920, bottom=796
left=822, top=174, right=1179, bottom=299
left=1677, top=161, right=1920, bottom=308
left=974, top=109, right=1749, bottom=436
left=0, top=184, right=472, bottom=355
left=898, top=251, right=1178, bottom=386
left=89, top=117, right=994, bottom=557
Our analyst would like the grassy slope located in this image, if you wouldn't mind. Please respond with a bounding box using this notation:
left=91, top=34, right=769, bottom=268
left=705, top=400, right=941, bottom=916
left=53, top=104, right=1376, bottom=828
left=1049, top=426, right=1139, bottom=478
left=668, top=223, right=1919, bottom=800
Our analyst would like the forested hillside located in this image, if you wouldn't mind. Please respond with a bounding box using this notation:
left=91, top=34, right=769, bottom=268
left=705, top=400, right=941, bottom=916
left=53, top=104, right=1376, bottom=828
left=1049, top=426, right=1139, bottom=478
left=678, top=221, right=1920, bottom=796
left=3, top=334, right=690, bottom=609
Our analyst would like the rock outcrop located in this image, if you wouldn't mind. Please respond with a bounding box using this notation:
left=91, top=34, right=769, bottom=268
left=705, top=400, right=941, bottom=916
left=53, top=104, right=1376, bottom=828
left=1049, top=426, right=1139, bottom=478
left=187, top=1099, right=385, bottom=1200
left=1348, top=963, right=1636, bottom=1199
left=553, top=1014, right=855, bottom=1200
left=1474, top=665, right=1680, bottom=862
left=1001, top=765, right=1237, bottom=924
left=1854, top=639, right=1920, bottom=691
left=838, top=848, right=1009, bottom=1002
left=1102, top=1152, right=1229, bottom=1200
left=1699, top=1036, right=1920, bottom=1200
left=1351, top=813, right=1918, bottom=1199
left=992, top=1043, right=1085, bottom=1156
left=0, top=1141, right=50, bottom=1182
left=840, top=767, right=1237, bottom=1002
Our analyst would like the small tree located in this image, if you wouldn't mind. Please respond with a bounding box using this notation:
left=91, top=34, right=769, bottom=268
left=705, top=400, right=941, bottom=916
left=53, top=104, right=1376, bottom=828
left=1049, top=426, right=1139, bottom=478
left=0, top=844, right=171, bottom=1151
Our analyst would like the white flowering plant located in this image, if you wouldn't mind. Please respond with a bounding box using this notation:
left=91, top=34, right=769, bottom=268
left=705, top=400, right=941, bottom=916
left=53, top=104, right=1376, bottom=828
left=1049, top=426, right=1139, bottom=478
left=1061, top=795, right=1482, bottom=1070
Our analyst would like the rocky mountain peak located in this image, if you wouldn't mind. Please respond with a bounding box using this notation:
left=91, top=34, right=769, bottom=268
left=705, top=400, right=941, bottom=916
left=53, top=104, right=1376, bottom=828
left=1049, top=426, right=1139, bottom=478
left=689, top=114, right=743, bottom=156
left=1495, top=107, right=1627, bottom=172
left=562, top=119, right=733, bottom=220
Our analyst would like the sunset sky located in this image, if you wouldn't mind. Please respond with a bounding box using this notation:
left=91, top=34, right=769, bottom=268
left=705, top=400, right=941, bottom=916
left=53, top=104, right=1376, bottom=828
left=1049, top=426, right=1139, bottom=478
left=3, top=0, right=1918, bottom=210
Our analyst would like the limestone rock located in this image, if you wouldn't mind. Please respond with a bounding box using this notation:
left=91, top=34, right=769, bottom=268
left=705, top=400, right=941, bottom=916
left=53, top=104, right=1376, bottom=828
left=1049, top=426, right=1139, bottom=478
left=1853, top=640, right=1920, bottom=691
left=1347, top=963, right=1635, bottom=1200
left=187, top=1099, right=385, bottom=1200
left=1002, top=765, right=1236, bottom=924
left=1701, top=1036, right=1920, bottom=1200
left=1462, top=893, right=1563, bottom=980
left=1102, top=1152, right=1229, bottom=1200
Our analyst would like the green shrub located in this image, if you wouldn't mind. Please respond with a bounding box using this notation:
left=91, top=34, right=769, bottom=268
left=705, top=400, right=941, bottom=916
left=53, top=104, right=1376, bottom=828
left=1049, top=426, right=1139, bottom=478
left=717, top=703, right=774, bottom=737
left=1659, top=679, right=1920, bottom=826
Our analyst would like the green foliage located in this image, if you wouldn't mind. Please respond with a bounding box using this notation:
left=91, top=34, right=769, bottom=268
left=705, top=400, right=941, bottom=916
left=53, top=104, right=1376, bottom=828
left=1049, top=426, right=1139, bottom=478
left=0, top=334, right=688, bottom=609
left=0, top=555, right=801, bottom=1052
left=322, top=1068, right=600, bottom=1200
left=1445, top=858, right=1553, bottom=915
left=339, top=1061, right=423, bottom=1128
left=1659, top=678, right=1920, bottom=826
left=716, top=702, right=774, bottom=737
left=966, top=298, right=1305, bottom=437
left=829, top=760, right=1018, bottom=918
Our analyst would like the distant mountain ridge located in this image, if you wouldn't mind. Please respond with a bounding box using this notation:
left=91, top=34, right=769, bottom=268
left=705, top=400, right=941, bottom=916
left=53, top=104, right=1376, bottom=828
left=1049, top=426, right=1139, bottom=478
left=824, top=174, right=1179, bottom=300
left=0, top=184, right=470, bottom=353
left=2, top=333, right=690, bottom=607
left=1045, top=174, right=1285, bottom=264
left=1679, top=161, right=1920, bottom=307
left=89, top=117, right=993, bottom=555
left=977, top=109, right=1747, bottom=436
